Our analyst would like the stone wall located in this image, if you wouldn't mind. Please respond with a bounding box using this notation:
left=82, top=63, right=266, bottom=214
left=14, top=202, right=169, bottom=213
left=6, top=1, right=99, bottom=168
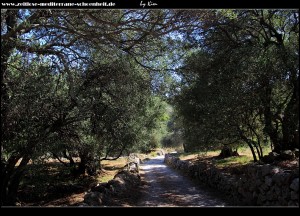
left=83, top=169, right=140, bottom=206
left=164, top=154, right=299, bottom=206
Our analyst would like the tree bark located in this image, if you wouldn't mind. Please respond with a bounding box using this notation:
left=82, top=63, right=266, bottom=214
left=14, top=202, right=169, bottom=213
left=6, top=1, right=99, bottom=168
left=262, top=83, right=281, bottom=153
left=282, top=76, right=299, bottom=150
left=219, top=145, right=239, bottom=158
left=238, top=127, right=258, bottom=162
left=1, top=155, right=30, bottom=206
left=243, top=139, right=258, bottom=162
left=1, top=10, right=18, bottom=148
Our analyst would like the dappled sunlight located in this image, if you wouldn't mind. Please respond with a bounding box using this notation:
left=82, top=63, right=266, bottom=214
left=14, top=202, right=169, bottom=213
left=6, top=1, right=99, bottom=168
left=141, top=164, right=167, bottom=171
left=137, top=156, right=228, bottom=207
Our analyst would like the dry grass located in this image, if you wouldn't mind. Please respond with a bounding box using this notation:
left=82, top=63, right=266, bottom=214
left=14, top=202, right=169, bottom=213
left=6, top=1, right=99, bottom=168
left=178, top=146, right=272, bottom=167
left=179, top=151, right=220, bottom=161
left=98, top=157, right=127, bottom=183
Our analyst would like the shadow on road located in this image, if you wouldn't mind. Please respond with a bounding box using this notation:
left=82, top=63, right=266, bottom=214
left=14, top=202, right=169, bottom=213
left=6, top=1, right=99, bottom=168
left=137, top=156, right=229, bottom=207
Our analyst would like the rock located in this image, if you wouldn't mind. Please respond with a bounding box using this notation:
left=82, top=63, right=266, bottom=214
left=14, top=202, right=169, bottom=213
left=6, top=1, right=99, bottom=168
left=164, top=154, right=298, bottom=206
left=260, top=183, right=269, bottom=192
left=243, top=192, right=254, bottom=205
left=126, top=162, right=139, bottom=172
left=84, top=192, right=102, bottom=206
left=91, top=183, right=108, bottom=193
left=273, top=173, right=283, bottom=186
left=274, top=186, right=281, bottom=196
left=83, top=163, right=143, bottom=207
left=109, top=179, right=126, bottom=194
left=257, top=194, right=266, bottom=205
left=262, top=152, right=280, bottom=163
left=288, top=200, right=297, bottom=206
left=290, top=191, right=299, bottom=200
left=266, top=191, right=275, bottom=201
left=255, top=179, right=263, bottom=187
left=265, top=201, right=271, bottom=206
left=78, top=202, right=89, bottom=207
left=282, top=187, right=291, bottom=199
left=280, top=150, right=295, bottom=160
left=265, top=176, right=273, bottom=187
left=290, top=178, right=299, bottom=192
left=256, top=165, right=263, bottom=177
left=238, top=186, right=244, bottom=194
left=294, top=149, right=299, bottom=158
left=269, top=152, right=280, bottom=159
left=252, top=191, right=258, bottom=199
left=271, top=167, right=281, bottom=175
left=247, top=164, right=257, bottom=177
left=262, top=164, right=272, bottom=176
left=113, top=170, right=140, bottom=187
left=278, top=197, right=288, bottom=206
left=282, top=170, right=293, bottom=185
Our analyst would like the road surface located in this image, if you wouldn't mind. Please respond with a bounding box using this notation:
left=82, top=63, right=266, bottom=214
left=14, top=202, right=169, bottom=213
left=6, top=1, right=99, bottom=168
left=137, top=155, right=228, bottom=207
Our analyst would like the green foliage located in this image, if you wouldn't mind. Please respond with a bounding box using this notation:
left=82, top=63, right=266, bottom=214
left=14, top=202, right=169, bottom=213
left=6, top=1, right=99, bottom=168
left=174, top=10, right=299, bottom=159
left=1, top=8, right=298, bottom=206
left=129, top=96, right=170, bottom=153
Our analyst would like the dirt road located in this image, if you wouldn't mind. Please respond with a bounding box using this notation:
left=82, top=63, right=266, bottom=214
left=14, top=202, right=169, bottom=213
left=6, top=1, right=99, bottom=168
left=137, top=156, right=229, bottom=207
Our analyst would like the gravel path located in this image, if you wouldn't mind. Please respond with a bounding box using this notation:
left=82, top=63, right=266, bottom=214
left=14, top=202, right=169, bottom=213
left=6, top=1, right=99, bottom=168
left=137, top=156, right=229, bottom=207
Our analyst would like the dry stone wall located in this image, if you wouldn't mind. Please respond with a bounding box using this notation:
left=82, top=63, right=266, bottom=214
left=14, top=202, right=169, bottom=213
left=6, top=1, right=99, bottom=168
left=83, top=167, right=141, bottom=206
left=164, top=154, right=299, bottom=206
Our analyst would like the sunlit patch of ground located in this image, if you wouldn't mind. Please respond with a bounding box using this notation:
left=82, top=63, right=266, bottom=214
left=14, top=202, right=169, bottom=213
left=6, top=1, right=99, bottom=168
left=177, top=147, right=298, bottom=175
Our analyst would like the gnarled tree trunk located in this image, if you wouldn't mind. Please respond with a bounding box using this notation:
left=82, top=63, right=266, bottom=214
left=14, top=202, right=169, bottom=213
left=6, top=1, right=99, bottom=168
left=1, top=154, right=30, bottom=206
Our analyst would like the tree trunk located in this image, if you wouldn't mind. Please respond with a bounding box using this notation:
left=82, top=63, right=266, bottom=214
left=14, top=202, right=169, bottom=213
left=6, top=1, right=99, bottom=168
left=282, top=76, right=299, bottom=150
left=1, top=155, right=30, bottom=206
left=254, top=144, right=262, bottom=160
left=75, top=152, right=99, bottom=177
left=77, top=156, right=87, bottom=176
left=63, top=149, right=75, bottom=167
left=245, top=140, right=258, bottom=162
left=1, top=12, right=21, bottom=204
left=71, top=151, right=89, bottom=177
left=1, top=10, right=18, bottom=151
left=238, top=127, right=258, bottom=162
left=262, top=84, right=281, bottom=153
left=219, top=145, right=239, bottom=158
